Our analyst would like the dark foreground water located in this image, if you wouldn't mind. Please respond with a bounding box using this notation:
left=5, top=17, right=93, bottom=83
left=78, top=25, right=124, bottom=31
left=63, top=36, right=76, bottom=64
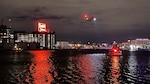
left=0, top=50, right=150, bottom=84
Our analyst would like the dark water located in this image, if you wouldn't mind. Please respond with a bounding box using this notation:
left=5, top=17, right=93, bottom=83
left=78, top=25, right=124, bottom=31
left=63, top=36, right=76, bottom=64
left=0, top=50, right=150, bottom=84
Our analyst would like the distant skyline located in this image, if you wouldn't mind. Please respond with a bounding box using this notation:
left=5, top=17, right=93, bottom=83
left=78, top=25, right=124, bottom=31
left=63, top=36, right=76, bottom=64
left=1, top=0, right=150, bottom=43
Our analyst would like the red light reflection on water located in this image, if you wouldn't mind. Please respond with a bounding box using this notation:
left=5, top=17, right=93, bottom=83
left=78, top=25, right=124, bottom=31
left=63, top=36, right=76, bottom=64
left=110, top=56, right=120, bottom=83
left=28, top=50, right=53, bottom=84
left=75, top=55, right=93, bottom=83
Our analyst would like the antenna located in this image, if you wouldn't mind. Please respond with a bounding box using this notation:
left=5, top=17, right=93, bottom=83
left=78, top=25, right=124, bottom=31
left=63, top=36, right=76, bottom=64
left=1, top=18, right=3, bottom=25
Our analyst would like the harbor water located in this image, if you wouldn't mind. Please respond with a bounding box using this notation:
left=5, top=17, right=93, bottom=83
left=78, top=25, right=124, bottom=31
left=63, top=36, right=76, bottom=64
left=0, top=50, right=150, bottom=84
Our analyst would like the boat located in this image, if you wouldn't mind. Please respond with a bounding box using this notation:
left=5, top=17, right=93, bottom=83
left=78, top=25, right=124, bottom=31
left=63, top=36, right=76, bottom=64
left=107, top=44, right=122, bottom=56
left=13, top=44, right=23, bottom=52
left=13, top=47, right=23, bottom=52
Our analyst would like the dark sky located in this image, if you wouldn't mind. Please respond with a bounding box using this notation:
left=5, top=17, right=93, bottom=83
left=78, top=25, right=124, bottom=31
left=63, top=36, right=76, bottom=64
left=1, top=0, right=150, bottom=43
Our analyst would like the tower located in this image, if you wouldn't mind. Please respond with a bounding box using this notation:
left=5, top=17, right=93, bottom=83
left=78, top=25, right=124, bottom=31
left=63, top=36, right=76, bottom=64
left=0, top=18, right=11, bottom=43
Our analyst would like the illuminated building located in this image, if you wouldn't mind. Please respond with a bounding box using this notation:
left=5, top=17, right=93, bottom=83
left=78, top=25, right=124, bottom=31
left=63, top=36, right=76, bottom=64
left=120, top=38, right=150, bottom=51
left=119, top=42, right=130, bottom=50
left=13, top=31, right=56, bottom=50
left=12, top=22, right=56, bottom=50
left=0, top=23, right=14, bottom=50
left=0, top=20, right=56, bottom=50
left=31, top=31, right=56, bottom=49
left=36, top=22, right=55, bottom=49
left=130, top=38, right=150, bottom=51
left=0, top=24, right=11, bottom=43
left=56, top=41, right=69, bottom=49
left=14, top=31, right=28, bottom=43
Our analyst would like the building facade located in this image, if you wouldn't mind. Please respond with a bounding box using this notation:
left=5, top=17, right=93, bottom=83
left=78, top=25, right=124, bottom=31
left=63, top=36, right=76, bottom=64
left=0, top=21, right=56, bottom=50
left=0, top=24, right=14, bottom=50
left=0, top=24, right=11, bottom=43
left=13, top=31, right=56, bottom=50
left=130, top=38, right=150, bottom=51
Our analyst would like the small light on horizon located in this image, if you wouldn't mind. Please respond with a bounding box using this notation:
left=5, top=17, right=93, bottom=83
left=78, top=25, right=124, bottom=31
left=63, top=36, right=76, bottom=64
left=93, top=17, right=96, bottom=21
left=8, top=19, right=11, bottom=22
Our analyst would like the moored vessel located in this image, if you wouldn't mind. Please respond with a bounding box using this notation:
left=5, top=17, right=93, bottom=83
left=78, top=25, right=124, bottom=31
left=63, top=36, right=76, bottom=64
left=107, top=44, right=122, bottom=56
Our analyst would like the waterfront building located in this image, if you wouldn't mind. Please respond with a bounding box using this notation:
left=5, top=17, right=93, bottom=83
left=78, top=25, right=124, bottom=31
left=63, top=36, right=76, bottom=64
left=0, top=24, right=14, bottom=50
left=119, top=39, right=150, bottom=51
left=56, top=41, right=69, bottom=49
left=12, top=21, right=56, bottom=50
left=130, top=38, right=150, bottom=51
left=0, top=21, right=56, bottom=50
left=31, top=31, right=56, bottom=49
left=119, top=40, right=130, bottom=50
left=13, top=31, right=56, bottom=50
left=14, top=31, right=28, bottom=43
left=0, top=24, right=11, bottom=43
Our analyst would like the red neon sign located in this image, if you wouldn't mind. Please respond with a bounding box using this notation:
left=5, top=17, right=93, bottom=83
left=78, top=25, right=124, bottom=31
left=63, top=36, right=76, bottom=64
left=38, top=22, right=47, bottom=32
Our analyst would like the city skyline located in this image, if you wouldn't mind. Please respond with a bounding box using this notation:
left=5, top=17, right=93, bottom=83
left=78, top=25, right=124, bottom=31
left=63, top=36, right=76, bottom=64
left=1, top=0, right=150, bottom=43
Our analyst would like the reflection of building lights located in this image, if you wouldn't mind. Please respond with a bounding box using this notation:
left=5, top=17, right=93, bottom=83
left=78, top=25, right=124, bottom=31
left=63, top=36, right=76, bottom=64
left=128, top=52, right=138, bottom=78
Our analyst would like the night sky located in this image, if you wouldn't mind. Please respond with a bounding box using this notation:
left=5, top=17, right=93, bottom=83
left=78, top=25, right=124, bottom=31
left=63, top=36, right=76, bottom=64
left=1, top=0, right=150, bottom=43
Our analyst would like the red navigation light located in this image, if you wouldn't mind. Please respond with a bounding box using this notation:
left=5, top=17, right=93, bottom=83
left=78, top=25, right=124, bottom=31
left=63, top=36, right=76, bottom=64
left=83, top=14, right=89, bottom=20
left=83, top=14, right=88, bottom=18
left=113, top=48, right=118, bottom=53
